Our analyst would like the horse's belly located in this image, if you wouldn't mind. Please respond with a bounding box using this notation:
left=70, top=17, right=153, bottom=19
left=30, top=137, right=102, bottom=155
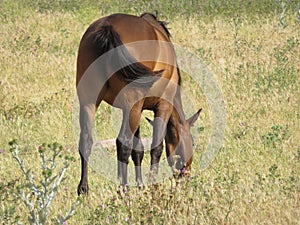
left=143, top=97, right=161, bottom=110
left=103, top=90, right=160, bottom=111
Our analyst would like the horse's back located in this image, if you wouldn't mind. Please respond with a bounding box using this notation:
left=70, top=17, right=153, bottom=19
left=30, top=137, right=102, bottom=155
left=107, top=14, right=158, bottom=43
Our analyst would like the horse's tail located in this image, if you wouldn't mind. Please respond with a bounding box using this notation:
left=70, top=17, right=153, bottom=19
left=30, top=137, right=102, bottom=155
left=93, top=25, right=162, bottom=84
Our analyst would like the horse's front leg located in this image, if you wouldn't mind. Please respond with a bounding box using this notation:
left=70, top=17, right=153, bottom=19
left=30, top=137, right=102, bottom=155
left=117, top=103, right=143, bottom=185
left=116, top=136, right=132, bottom=185
left=78, top=104, right=96, bottom=195
left=150, top=101, right=173, bottom=174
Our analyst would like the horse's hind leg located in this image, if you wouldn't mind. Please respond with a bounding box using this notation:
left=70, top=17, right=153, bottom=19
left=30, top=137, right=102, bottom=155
left=77, top=104, right=96, bottom=195
left=131, top=127, right=144, bottom=185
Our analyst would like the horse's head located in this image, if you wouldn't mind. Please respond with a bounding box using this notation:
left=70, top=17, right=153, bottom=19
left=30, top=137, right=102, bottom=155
left=147, top=108, right=201, bottom=175
left=171, top=109, right=202, bottom=175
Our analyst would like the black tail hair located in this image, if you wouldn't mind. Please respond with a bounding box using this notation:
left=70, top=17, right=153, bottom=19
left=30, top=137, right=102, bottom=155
left=93, top=25, right=163, bottom=84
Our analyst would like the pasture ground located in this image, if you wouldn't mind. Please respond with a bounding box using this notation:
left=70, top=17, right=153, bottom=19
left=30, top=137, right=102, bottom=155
left=1, top=1, right=299, bottom=224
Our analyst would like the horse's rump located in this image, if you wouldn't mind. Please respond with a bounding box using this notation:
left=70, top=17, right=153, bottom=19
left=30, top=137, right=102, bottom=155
left=92, top=21, right=163, bottom=85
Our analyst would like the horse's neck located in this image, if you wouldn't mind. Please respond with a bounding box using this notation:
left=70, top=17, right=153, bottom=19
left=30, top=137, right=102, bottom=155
left=166, top=90, right=185, bottom=144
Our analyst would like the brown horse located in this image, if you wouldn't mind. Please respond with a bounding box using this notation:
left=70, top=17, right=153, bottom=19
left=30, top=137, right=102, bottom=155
left=76, top=12, right=201, bottom=195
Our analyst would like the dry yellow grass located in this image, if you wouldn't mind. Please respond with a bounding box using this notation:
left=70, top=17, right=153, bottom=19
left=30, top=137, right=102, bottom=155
left=1, top=2, right=299, bottom=224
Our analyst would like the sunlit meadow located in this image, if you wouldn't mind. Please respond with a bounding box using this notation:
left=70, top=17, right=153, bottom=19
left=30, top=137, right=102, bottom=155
left=1, top=0, right=299, bottom=224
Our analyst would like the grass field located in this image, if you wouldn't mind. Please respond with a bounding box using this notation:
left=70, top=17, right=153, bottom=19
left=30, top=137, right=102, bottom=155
left=1, top=0, right=300, bottom=224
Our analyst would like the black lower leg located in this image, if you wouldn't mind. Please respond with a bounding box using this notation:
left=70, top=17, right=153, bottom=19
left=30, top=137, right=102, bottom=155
left=131, top=127, right=144, bottom=185
left=116, top=138, right=132, bottom=185
left=132, top=143, right=144, bottom=185
left=78, top=152, right=89, bottom=195
left=77, top=134, right=92, bottom=195
left=150, top=142, right=163, bottom=173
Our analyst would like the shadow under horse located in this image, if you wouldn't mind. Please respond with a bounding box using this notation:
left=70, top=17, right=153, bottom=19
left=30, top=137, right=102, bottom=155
left=76, top=12, right=201, bottom=195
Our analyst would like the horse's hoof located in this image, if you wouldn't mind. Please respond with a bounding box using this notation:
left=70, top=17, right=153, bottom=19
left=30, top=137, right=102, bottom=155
left=137, top=183, right=145, bottom=189
left=136, top=179, right=144, bottom=188
left=77, top=184, right=89, bottom=196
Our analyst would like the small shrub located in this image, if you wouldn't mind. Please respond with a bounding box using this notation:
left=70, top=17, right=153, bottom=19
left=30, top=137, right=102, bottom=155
left=8, top=140, right=81, bottom=225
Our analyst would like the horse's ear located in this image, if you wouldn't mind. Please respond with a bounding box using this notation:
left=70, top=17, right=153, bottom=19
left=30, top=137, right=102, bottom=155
left=187, top=109, right=202, bottom=126
left=145, top=117, right=154, bottom=126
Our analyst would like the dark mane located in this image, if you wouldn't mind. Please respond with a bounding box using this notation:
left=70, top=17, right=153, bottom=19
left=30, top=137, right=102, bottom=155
left=140, top=12, right=182, bottom=86
left=177, top=67, right=181, bottom=86
left=140, top=12, right=171, bottom=38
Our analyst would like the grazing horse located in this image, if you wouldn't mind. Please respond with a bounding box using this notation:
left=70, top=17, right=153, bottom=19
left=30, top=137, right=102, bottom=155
left=76, top=12, right=201, bottom=195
